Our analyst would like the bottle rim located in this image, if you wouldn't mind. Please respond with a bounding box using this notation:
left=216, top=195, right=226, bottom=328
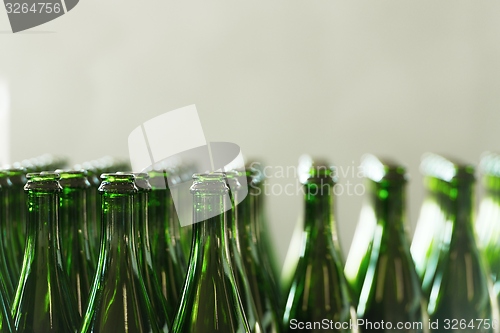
left=190, top=172, right=229, bottom=194
left=100, top=173, right=135, bottom=182
left=56, top=169, right=88, bottom=179
left=27, top=171, right=60, bottom=181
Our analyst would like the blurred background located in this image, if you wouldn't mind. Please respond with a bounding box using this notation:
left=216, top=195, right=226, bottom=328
left=0, top=0, right=499, bottom=267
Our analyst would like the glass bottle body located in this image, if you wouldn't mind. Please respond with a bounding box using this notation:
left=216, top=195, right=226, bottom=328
left=81, top=174, right=163, bottom=333
left=355, top=158, right=424, bottom=333
left=148, top=170, right=186, bottom=321
left=283, top=173, right=355, bottom=333
left=172, top=173, right=250, bottom=333
left=58, top=171, right=95, bottom=317
left=12, top=172, right=80, bottom=333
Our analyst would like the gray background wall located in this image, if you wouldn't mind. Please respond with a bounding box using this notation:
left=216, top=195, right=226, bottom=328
left=0, top=0, right=499, bottom=267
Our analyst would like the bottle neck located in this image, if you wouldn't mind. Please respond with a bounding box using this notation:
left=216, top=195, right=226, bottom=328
left=135, top=189, right=149, bottom=226
left=26, top=190, right=60, bottom=249
left=449, top=181, right=474, bottom=233
left=303, top=180, right=336, bottom=235
left=60, top=187, right=87, bottom=229
left=370, top=180, right=406, bottom=234
left=192, top=192, right=228, bottom=252
left=100, top=192, right=136, bottom=255
left=235, top=185, right=258, bottom=243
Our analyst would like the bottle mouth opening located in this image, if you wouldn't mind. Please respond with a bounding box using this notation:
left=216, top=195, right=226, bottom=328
left=192, top=172, right=226, bottom=180
left=100, top=173, right=135, bottom=182
left=27, top=172, right=60, bottom=181
left=56, top=170, right=87, bottom=179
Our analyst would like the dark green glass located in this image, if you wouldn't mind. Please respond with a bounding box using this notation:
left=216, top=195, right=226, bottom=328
left=0, top=276, right=14, bottom=333
left=247, top=162, right=283, bottom=318
left=177, top=164, right=194, bottom=262
left=12, top=172, right=80, bottom=333
left=132, top=173, right=171, bottom=331
left=0, top=176, right=16, bottom=333
left=476, top=152, right=500, bottom=311
left=0, top=172, right=15, bottom=303
left=354, top=155, right=424, bottom=333
left=172, top=173, right=250, bottom=333
left=148, top=169, right=187, bottom=321
left=422, top=155, right=492, bottom=332
left=80, top=164, right=101, bottom=267
left=282, top=164, right=355, bottom=333
left=247, top=162, right=284, bottom=308
left=232, top=169, right=282, bottom=333
left=80, top=173, right=164, bottom=333
left=58, top=170, right=95, bottom=317
left=2, top=168, right=27, bottom=285
left=226, top=172, right=264, bottom=333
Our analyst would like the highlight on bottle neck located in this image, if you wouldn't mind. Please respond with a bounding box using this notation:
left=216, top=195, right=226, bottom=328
left=480, top=151, right=500, bottom=192
left=0, top=170, right=12, bottom=187
left=361, top=154, right=407, bottom=186
left=298, top=155, right=337, bottom=185
left=420, top=153, right=475, bottom=203
left=98, top=173, right=137, bottom=194
left=57, top=170, right=90, bottom=189
left=420, top=153, right=475, bottom=184
left=116, top=172, right=151, bottom=193
left=245, top=161, right=265, bottom=186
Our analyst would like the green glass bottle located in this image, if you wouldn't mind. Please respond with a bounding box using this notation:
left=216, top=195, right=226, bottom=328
left=80, top=173, right=164, bottom=333
left=12, top=172, right=80, bottom=333
left=476, top=152, right=500, bottom=308
left=249, top=162, right=282, bottom=311
left=148, top=169, right=187, bottom=321
left=132, top=172, right=171, bottom=331
left=354, top=155, right=424, bottom=333
left=232, top=169, right=282, bottom=333
left=0, top=174, right=16, bottom=333
left=282, top=163, right=355, bottom=333
left=172, top=173, right=250, bottom=333
left=422, top=155, right=492, bottom=332
left=0, top=275, right=14, bottom=333
left=58, top=170, right=95, bottom=317
left=74, top=162, right=101, bottom=267
left=282, top=157, right=344, bottom=305
left=2, top=168, right=27, bottom=285
left=225, top=171, right=263, bottom=333
left=0, top=172, right=15, bottom=302
left=177, top=164, right=194, bottom=262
